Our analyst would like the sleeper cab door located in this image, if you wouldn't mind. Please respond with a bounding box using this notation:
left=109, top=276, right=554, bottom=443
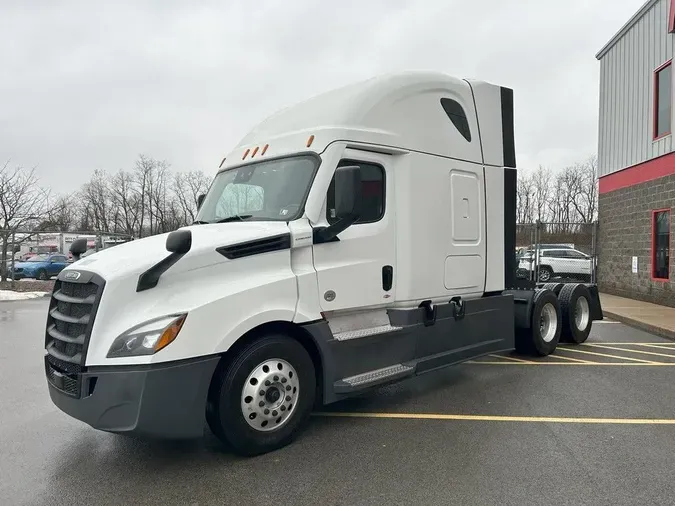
left=312, top=150, right=395, bottom=314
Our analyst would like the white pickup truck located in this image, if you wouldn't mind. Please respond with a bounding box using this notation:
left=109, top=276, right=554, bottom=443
left=44, top=71, right=603, bottom=456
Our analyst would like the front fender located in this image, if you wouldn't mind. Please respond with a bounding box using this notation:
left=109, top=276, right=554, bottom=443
left=85, top=249, right=300, bottom=366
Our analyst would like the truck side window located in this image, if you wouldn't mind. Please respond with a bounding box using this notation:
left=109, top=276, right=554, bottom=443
left=326, top=159, right=385, bottom=225
left=440, top=98, right=471, bottom=142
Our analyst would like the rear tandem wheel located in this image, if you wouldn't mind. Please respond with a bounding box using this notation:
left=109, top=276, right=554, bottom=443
left=515, top=288, right=562, bottom=356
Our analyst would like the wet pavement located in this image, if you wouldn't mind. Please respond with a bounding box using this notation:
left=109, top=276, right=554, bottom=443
left=2, top=299, right=675, bottom=505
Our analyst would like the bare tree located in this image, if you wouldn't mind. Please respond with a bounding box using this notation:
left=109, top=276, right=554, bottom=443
left=0, top=161, right=55, bottom=279
left=79, top=169, right=113, bottom=233
left=174, top=170, right=211, bottom=224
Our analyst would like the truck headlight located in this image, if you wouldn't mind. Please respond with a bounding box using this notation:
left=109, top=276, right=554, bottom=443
left=107, top=314, right=187, bottom=358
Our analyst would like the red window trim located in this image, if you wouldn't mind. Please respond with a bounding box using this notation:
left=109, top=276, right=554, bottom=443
left=653, top=60, right=672, bottom=141
left=670, top=0, right=675, bottom=33
left=651, top=208, right=671, bottom=282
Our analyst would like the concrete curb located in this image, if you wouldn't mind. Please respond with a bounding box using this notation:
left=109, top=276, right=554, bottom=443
left=602, top=310, right=675, bottom=341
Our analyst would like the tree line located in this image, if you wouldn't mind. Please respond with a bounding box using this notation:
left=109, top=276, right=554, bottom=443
left=44, top=154, right=212, bottom=237
left=516, top=154, right=598, bottom=225
left=1, top=153, right=599, bottom=275
left=0, top=155, right=211, bottom=276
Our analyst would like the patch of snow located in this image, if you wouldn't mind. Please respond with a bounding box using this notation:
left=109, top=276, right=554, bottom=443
left=0, top=290, right=48, bottom=301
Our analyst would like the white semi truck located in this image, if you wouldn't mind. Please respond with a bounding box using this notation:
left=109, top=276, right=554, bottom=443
left=45, top=71, right=603, bottom=456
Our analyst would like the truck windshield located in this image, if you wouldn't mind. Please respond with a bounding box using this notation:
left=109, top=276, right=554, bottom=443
left=196, top=154, right=319, bottom=223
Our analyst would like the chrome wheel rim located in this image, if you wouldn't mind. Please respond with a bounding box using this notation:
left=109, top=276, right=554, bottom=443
left=540, top=269, right=551, bottom=282
left=540, top=302, right=557, bottom=343
left=575, top=296, right=590, bottom=331
left=241, top=359, right=299, bottom=432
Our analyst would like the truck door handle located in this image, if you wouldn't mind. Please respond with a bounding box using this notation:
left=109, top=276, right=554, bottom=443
left=382, top=265, right=393, bottom=291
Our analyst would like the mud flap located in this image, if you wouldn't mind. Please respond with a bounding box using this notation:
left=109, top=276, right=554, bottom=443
left=583, top=284, right=604, bottom=321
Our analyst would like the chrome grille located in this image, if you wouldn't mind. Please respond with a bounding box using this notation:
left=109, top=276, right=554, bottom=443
left=44, top=273, right=104, bottom=397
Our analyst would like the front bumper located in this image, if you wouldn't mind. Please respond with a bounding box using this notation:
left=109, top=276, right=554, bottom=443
left=47, top=355, right=221, bottom=439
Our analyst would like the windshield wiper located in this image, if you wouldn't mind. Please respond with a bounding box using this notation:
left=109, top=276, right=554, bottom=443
left=216, top=214, right=253, bottom=223
left=192, top=220, right=210, bottom=225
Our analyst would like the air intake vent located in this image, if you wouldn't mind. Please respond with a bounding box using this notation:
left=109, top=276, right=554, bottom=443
left=44, top=272, right=105, bottom=398
left=217, top=233, right=291, bottom=260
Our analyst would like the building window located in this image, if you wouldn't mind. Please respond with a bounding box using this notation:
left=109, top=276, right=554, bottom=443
left=654, top=61, right=672, bottom=140
left=327, top=159, right=385, bottom=225
left=652, top=209, right=671, bottom=280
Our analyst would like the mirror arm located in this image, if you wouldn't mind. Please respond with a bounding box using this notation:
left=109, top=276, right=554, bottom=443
left=313, top=213, right=359, bottom=244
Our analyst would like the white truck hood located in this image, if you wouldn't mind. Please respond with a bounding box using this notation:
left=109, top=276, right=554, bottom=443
left=65, top=221, right=291, bottom=281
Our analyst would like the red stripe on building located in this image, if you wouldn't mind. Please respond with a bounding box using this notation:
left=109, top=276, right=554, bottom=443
left=599, top=151, right=675, bottom=194
left=669, top=0, right=675, bottom=32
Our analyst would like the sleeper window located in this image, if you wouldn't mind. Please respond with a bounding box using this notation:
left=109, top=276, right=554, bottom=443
left=327, top=160, right=385, bottom=224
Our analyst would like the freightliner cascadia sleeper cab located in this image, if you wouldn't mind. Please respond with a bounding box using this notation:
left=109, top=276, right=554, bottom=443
left=44, top=71, right=603, bottom=456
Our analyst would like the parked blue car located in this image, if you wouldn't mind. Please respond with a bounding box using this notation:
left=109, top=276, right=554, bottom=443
left=10, top=253, right=69, bottom=281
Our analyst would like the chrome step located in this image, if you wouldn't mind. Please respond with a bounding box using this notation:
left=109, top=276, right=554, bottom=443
left=333, top=324, right=402, bottom=341
left=334, top=364, right=414, bottom=393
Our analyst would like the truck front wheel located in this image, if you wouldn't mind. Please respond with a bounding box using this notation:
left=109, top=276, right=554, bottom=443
left=206, top=334, right=316, bottom=456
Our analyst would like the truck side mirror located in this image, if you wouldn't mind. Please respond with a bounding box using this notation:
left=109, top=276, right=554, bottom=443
left=314, top=165, right=363, bottom=243
left=69, top=238, right=88, bottom=261
left=166, top=229, right=192, bottom=254
left=197, top=194, right=206, bottom=210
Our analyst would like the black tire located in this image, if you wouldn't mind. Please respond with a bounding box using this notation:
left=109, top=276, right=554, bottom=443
left=538, top=266, right=553, bottom=283
left=542, top=283, right=564, bottom=295
left=515, top=288, right=561, bottom=356
left=558, top=283, right=593, bottom=344
left=206, top=334, right=316, bottom=457
left=36, top=269, right=48, bottom=281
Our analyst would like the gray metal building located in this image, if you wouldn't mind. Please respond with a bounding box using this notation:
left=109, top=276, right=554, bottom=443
left=596, top=0, right=675, bottom=306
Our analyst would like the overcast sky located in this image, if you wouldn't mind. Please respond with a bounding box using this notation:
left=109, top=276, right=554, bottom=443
left=1, top=0, right=644, bottom=194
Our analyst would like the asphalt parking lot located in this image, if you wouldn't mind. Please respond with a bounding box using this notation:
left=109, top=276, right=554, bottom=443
left=3, top=299, right=675, bottom=505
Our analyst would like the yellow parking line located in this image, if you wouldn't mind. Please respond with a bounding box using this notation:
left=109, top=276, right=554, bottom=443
left=465, top=361, right=675, bottom=366
left=629, top=343, right=675, bottom=350
left=549, top=354, right=593, bottom=364
left=488, top=354, right=535, bottom=364
left=556, top=347, right=660, bottom=364
left=314, top=412, right=675, bottom=425
left=583, top=343, right=675, bottom=360
left=586, top=342, right=675, bottom=346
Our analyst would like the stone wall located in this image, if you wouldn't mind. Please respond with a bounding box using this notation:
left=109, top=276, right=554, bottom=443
left=598, top=173, right=675, bottom=307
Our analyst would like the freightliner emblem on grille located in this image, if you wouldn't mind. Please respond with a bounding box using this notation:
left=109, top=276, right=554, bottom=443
left=64, top=271, right=81, bottom=281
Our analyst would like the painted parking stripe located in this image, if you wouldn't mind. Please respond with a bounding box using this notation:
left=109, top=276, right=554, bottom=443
left=545, top=353, right=592, bottom=363
left=592, top=342, right=675, bottom=345
left=555, top=347, right=659, bottom=364
left=488, top=354, right=535, bottom=364
left=629, top=343, right=675, bottom=350
left=314, top=412, right=675, bottom=425
left=582, top=343, right=675, bottom=360
left=465, top=361, right=675, bottom=366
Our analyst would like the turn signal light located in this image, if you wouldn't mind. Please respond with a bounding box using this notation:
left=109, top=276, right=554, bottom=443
left=154, top=314, right=187, bottom=353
